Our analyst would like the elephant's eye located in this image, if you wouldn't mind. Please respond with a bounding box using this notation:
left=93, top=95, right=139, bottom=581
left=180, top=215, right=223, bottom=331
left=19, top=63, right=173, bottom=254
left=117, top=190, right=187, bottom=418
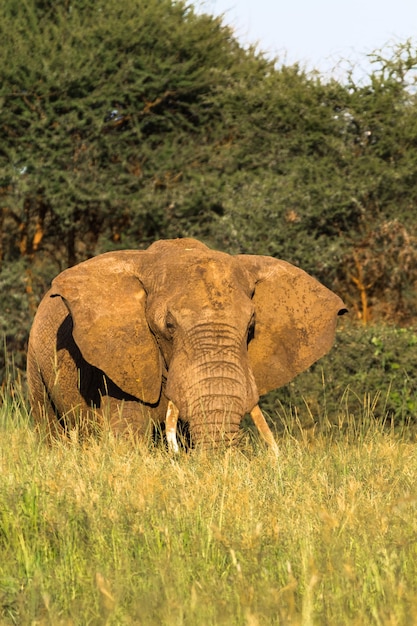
left=166, top=314, right=176, bottom=336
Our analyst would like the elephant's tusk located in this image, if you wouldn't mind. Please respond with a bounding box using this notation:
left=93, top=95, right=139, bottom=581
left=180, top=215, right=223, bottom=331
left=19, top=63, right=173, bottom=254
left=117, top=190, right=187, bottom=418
left=250, top=405, right=279, bottom=457
left=166, top=400, right=180, bottom=454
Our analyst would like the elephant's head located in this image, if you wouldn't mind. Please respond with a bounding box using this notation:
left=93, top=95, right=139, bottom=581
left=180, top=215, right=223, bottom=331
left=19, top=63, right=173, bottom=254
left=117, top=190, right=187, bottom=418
left=50, top=238, right=347, bottom=451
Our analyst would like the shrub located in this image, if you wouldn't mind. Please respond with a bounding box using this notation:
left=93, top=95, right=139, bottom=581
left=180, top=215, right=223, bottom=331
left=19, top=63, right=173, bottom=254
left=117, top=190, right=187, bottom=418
left=262, top=323, right=417, bottom=430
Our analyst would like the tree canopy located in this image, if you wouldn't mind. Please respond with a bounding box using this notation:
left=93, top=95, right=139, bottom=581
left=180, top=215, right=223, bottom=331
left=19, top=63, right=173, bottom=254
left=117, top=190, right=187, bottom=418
left=1, top=0, right=417, bottom=378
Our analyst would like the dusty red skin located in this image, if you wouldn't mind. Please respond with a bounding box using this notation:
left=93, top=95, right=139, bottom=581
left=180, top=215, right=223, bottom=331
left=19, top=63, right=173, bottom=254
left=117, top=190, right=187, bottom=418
left=27, top=238, right=346, bottom=450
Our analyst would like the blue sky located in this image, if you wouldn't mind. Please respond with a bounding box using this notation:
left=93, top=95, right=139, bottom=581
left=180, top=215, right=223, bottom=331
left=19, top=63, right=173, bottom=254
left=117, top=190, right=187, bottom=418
left=192, top=0, right=417, bottom=81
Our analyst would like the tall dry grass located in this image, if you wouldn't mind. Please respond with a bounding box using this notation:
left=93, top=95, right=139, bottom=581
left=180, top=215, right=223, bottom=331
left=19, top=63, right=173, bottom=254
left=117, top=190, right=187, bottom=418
left=1, top=373, right=417, bottom=625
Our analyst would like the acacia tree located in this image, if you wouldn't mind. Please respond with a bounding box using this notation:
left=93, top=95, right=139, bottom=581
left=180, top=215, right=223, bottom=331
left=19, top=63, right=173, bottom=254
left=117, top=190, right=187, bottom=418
left=0, top=0, right=257, bottom=267
left=206, top=43, right=417, bottom=323
left=1, top=0, right=417, bottom=377
left=0, top=0, right=254, bottom=368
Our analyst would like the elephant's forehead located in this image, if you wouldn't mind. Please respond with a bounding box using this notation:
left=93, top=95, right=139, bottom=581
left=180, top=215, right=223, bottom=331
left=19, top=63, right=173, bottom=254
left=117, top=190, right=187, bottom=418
left=153, top=251, right=241, bottom=281
left=191, top=256, right=233, bottom=280
left=186, top=254, right=250, bottom=291
left=148, top=251, right=253, bottom=304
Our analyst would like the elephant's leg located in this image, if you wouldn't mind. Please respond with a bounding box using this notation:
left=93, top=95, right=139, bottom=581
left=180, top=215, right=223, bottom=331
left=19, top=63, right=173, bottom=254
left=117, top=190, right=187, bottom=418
left=27, top=345, right=67, bottom=440
left=250, top=405, right=279, bottom=456
left=99, top=396, right=166, bottom=441
left=48, top=348, right=98, bottom=436
left=106, top=396, right=180, bottom=451
left=31, top=381, right=68, bottom=441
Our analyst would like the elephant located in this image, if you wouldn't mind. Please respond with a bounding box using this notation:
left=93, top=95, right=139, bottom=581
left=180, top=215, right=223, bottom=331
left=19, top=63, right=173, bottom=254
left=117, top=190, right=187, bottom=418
left=27, top=238, right=347, bottom=452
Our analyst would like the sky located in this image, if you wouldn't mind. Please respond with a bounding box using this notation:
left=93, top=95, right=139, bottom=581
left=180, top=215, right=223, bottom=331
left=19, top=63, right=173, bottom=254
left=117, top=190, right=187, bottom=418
left=192, top=0, right=417, bottom=82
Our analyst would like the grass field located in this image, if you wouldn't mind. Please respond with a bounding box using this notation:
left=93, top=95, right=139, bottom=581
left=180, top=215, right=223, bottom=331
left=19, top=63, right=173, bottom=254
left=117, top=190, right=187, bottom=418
left=1, top=374, right=417, bottom=625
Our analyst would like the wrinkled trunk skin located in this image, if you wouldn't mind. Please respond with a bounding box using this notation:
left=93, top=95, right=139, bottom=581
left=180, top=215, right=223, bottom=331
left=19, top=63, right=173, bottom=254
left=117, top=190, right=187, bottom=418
left=186, top=369, right=245, bottom=447
left=165, top=323, right=258, bottom=448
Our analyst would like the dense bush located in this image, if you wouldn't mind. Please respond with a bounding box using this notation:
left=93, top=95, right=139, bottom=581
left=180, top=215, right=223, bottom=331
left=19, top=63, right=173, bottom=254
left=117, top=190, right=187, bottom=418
left=1, top=0, right=417, bottom=423
left=261, top=323, right=417, bottom=430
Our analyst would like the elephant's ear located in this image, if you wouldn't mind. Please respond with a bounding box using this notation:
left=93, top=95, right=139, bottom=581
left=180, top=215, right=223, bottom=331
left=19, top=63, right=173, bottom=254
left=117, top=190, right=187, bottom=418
left=238, top=255, right=347, bottom=395
left=50, top=251, right=161, bottom=403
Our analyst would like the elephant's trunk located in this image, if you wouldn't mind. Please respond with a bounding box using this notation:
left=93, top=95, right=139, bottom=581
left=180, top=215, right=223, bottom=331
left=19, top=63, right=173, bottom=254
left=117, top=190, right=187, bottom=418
left=165, top=323, right=257, bottom=448
left=184, top=360, right=249, bottom=447
left=165, top=398, right=280, bottom=455
left=186, top=385, right=244, bottom=447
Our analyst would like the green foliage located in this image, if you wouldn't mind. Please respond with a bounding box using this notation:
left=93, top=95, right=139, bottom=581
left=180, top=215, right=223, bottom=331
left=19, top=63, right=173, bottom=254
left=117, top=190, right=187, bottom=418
left=0, top=260, right=34, bottom=373
left=1, top=0, right=247, bottom=263
left=262, top=323, right=417, bottom=430
left=1, top=0, right=417, bottom=393
left=209, top=52, right=417, bottom=320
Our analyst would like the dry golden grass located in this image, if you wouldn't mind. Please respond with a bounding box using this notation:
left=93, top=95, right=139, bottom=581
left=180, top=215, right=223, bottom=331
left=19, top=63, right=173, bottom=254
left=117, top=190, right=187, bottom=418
left=1, top=376, right=417, bottom=624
